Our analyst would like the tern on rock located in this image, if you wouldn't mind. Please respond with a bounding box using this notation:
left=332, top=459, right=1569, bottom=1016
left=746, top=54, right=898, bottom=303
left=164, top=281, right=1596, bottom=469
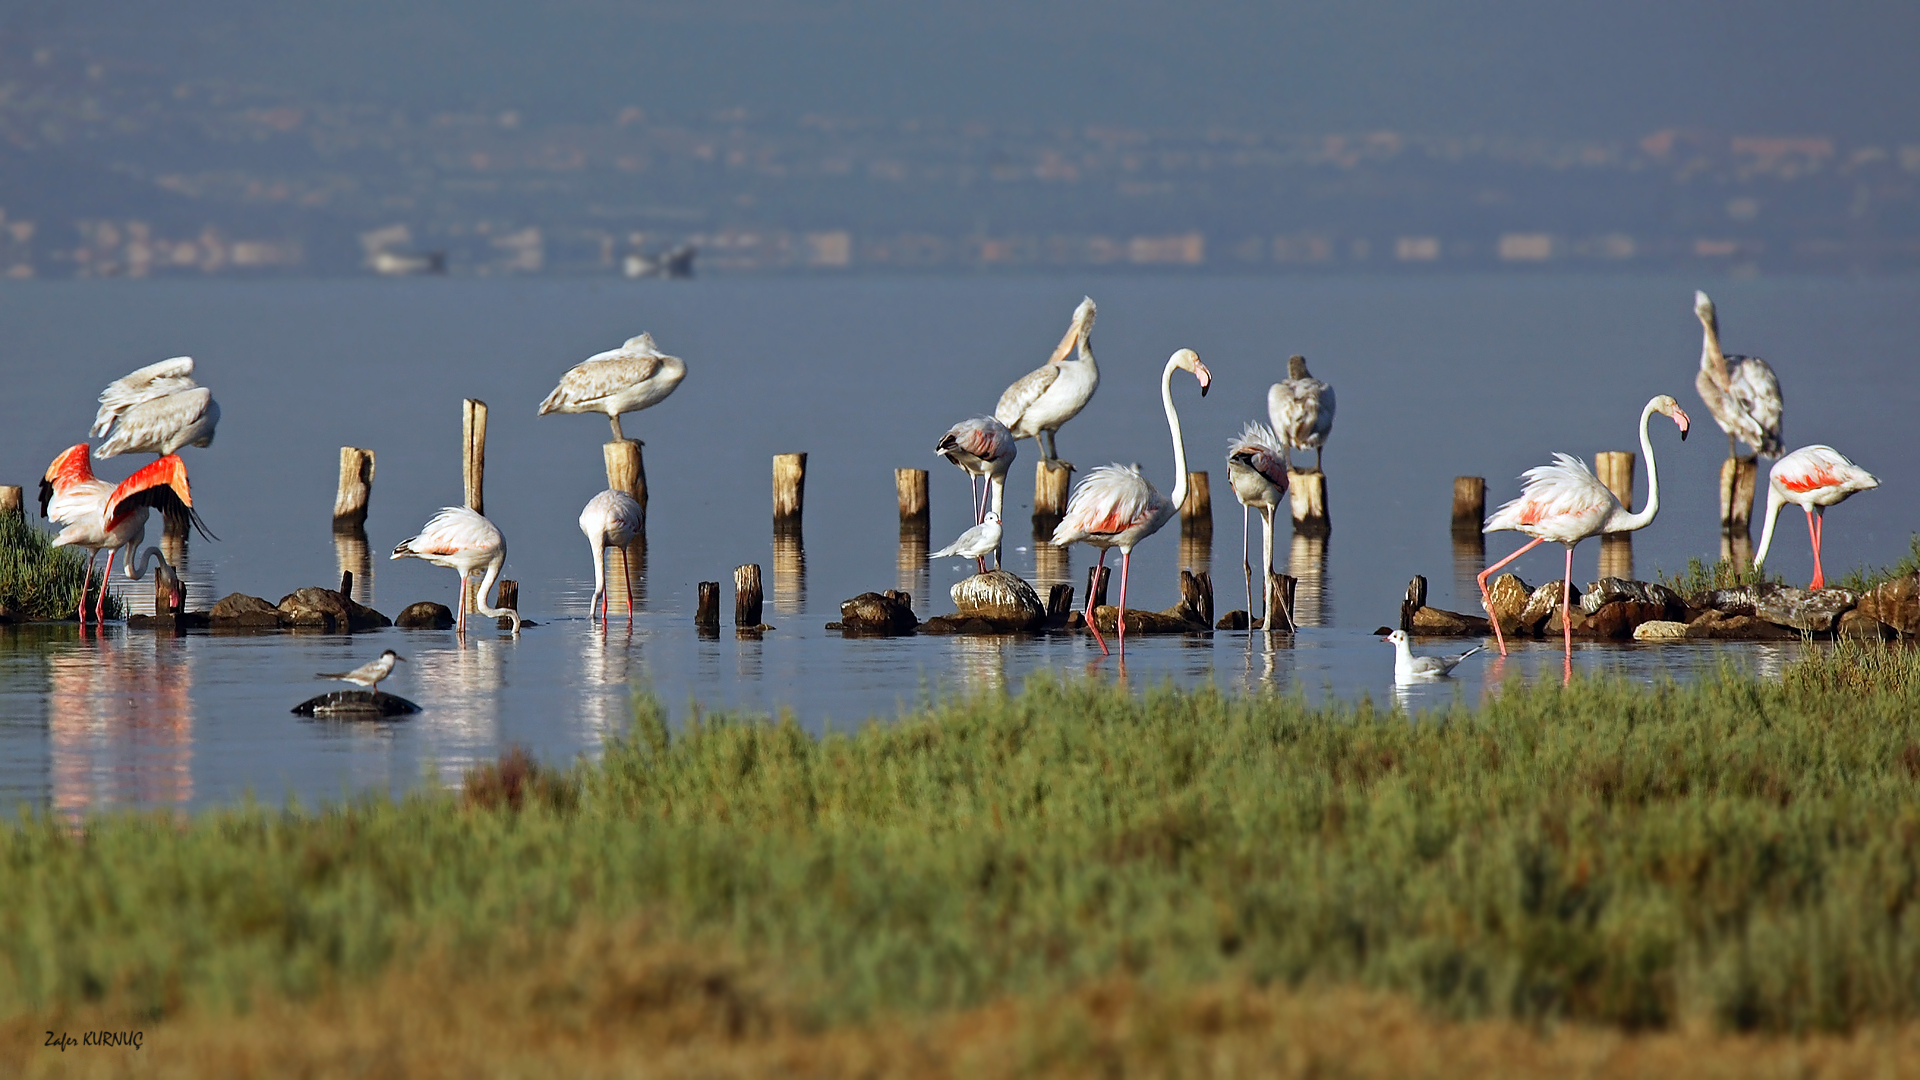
left=317, top=649, right=406, bottom=692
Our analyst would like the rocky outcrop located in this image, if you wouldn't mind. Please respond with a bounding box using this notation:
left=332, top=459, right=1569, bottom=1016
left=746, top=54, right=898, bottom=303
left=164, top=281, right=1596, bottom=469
left=921, top=570, right=1048, bottom=635
left=1579, top=577, right=1685, bottom=617
left=1753, top=588, right=1857, bottom=633
left=1632, top=620, right=1689, bottom=641
left=1836, top=609, right=1896, bottom=641
left=833, top=591, right=918, bottom=636
left=1853, top=574, right=1919, bottom=637
left=1684, top=610, right=1798, bottom=641
left=209, top=592, right=284, bottom=629
left=277, top=588, right=391, bottom=633
left=1484, top=574, right=1532, bottom=634
left=396, top=602, right=455, bottom=629
left=1519, top=581, right=1577, bottom=636
left=1410, top=606, right=1491, bottom=635
left=291, top=690, right=421, bottom=719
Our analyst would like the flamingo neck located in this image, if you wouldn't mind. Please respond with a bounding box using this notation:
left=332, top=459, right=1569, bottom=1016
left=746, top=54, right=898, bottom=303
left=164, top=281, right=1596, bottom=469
left=470, top=554, right=522, bottom=632
left=588, top=536, right=607, bottom=609
left=1753, top=484, right=1786, bottom=569
left=127, top=545, right=170, bottom=580
left=989, top=474, right=1005, bottom=518
left=1163, top=356, right=1190, bottom=511
left=1606, top=399, right=1664, bottom=533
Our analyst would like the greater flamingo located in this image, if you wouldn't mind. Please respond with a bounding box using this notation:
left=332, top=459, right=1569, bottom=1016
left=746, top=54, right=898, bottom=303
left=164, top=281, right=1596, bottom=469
left=91, top=356, right=220, bottom=458
left=318, top=650, right=406, bottom=692
left=1051, top=348, right=1211, bottom=657
left=1225, top=421, right=1292, bottom=630
left=579, top=489, right=644, bottom=622
left=996, top=297, right=1099, bottom=471
left=1753, top=445, right=1879, bottom=590
left=391, top=506, right=522, bottom=634
left=1267, top=355, right=1335, bottom=472
left=1477, top=395, right=1691, bottom=663
left=39, top=445, right=205, bottom=622
left=935, top=416, right=1017, bottom=525
left=1381, top=629, right=1484, bottom=683
left=1693, top=291, right=1783, bottom=461
left=538, top=332, right=687, bottom=441
left=931, top=512, right=1003, bottom=575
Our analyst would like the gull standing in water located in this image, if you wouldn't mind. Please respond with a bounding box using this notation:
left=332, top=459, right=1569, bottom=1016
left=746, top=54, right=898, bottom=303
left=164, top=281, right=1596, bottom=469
left=91, top=356, right=221, bottom=458
left=1381, top=630, right=1484, bottom=683
left=317, top=649, right=406, bottom=692
left=392, top=506, right=522, bottom=635
left=996, top=297, right=1099, bottom=471
left=538, top=332, right=687, bottom=441
left=1267, top=355, right=1335, bottom=473
left=931, top=512, right=1003, bottom=575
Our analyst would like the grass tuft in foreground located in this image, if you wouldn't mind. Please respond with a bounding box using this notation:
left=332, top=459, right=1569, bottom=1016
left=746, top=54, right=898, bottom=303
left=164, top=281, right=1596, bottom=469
left=0, top=510, right=121, bottom=621
left=5, top=645, right=1920, bottom=1062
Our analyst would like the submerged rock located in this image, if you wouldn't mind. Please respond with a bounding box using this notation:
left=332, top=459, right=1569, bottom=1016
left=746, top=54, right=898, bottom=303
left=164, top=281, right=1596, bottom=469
left=209, top=592, right=283, bottom=629
left=277, top=588, right=391, bottom=633
left=1632, top=620, right=1690, bottom=641
left=951, top=570, right=1047, bottom=631
left=291, top=690, right=421, bottom=719
left=836, top=591, right=918, bottom=636
left=396, top=602, right=455, bottom=630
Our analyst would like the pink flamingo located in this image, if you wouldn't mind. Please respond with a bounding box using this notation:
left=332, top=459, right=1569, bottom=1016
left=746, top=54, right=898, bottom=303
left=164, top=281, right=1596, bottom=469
left=1477, top=395, right=1690, bottom=663
left=1051, top=349, right=1211, bottom=657
left=391, top=506, right=522, bottom=634
left=1225, top=421, right=1292, bottom=630
left=935, top=416, right=1017, bottom=524
left=579, top=489, right=645, bottom=622
left=39, top=445, right=206, bottom=622
left=1753, top=445, right=1879, bottom=590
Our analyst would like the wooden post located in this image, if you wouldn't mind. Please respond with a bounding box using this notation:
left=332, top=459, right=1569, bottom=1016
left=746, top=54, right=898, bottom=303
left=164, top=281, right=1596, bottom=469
left=1595, top=452, right=1635, bottom=530
left=896, top=468, right=929, bottom=525
left=1178, top=569, right=1214, bottom=625
left=1033, top=460, right=1073, bottom=530
left=1451, top=477, right=1485, bottom=536
left=604, top=440, right=648, bottom=511
left=333, top=448, right=375, bottom=530
left=1400, top=575, right=1426, bottom=632
left=0, top=485, right=21, bottom=520
left=1180, top=471, right=1211, bottom=535
left=773, top=453, right=806, bottom=530
left=1289, top=470, right=1330, bottom=536
left=1046, top=583, right=1075, bottom=623
left=338, top=570, right=354, bottom=610
left=1086, top=564, right=1110, bottom=610
left=1267, top=570, right=1297, bottom=633
left=495, top=580, right=518, bottom=629
left=734, top=564, right=764, bottom=629
left=696, top=582, right=720, bottom=635
left=460, top=399, right=488, bottom=516
left=1720, top=456, right=1758, bottom=534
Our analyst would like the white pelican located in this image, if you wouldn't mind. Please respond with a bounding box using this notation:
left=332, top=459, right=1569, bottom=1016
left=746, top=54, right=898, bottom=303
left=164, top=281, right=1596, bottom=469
left=1477, top=396, right=1691, bottom=665
left=1051, top=348, right=1211, bottom=658
left=317, top=650, right=406, bottom=692
left=91, top=356, right=220, bottom=458
left=538, top=333, right=687, bottom=441
left=1753, top=445, right=1879, bottom=590
left=39, top=444, right=203, bottom=622
left=995, top=297, right=1098, bottom=471
left=1225, top=421, right=1291, bottom=630
left=1694, top=291, right=1783, bottom=460
left=930, top=511, right=1003, bottom=575
left=1381, top=630, right=1484, bottom=682
left=1266, top=355, right=1334, bottom=473
left=392, top=506, right=522, bottom=634
left=579, top=489, right=644, bottom=622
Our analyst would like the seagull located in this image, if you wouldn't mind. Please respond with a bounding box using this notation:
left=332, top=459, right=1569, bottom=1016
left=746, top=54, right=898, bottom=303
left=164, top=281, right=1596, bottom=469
left=317, top=649, right=406, bottom=692
left=930, top=511, right=1003, bottom=575
left=1381, top=629, right=1484, bottom=683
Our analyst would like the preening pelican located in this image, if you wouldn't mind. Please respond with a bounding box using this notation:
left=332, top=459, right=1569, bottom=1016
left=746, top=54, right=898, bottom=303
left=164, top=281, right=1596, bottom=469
left=92, top=356, right=220, bottom=458
left=1225, top=421, right=1291, bottom=630
left=1694, top=291, right=1783, bottom=460
left=538, top=332, right=687, bottom=441
left=1267, top=355, right=1335, bottom=472
left=1753, top=445, right=1879, bottom=590
left=996, top=297, right=1098, bottom=471
left=1477, top=396, right=1691, bottom=667
left=579, top=489, right=644, bottom=622
left=392, top=506, right=522, bottom=634
left=40, top=445, right=205, bottom=622
left=1051, top=349, right=1211, bottom=658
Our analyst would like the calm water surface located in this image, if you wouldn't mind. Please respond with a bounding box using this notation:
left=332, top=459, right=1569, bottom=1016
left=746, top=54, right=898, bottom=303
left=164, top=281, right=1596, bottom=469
left=1, top=276, right=1913, bottom=813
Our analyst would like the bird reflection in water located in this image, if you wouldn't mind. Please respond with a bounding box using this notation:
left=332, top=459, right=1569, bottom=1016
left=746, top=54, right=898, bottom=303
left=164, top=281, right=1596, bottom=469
left=334, top=528, right=375, bottom=607
left=47, top=629, right=193, bottom=820
left=1287, top=533, right=1330, bottom=627
left=604, top=537, right=648, bottom=615
left=576, top=618, right=637, bottom=740
left=896, top=525, right=930, bottom=614
left=773, top=530, right=805, bottom=617
left=409, top=637, right=506, bottom=787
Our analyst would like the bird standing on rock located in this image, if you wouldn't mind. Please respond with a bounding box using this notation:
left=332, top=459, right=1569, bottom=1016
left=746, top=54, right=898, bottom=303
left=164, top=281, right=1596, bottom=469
left=392, top=506, right=522, bottom=635
left=317, top=650, right=406, bottom=692
left=931, top=512, right=1003, bottom=576
left=996, top=297, right=1099, bottom=472
left=1381, top=630, right=1483, bottom=682
left=1267, top=355, right=1335, bottom=473
left=538, top=332, right=687, bottom=441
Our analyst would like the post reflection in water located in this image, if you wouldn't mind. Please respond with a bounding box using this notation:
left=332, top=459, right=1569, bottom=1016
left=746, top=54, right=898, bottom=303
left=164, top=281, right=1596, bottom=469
left=773, top=531, right=806, bottom=617
left=1287, top=532, right=1330, bottom=627
left=334, top=528, right=374, bottom=606
left=1452, top=534, right=1487, bottom=611
left=1030, top=539, right=1072, bottom=593
left=604, top=537, right=649, bottom=614
left=409, top=636, right=506, bottom=787
left=951, top=635, right=1012, bottom=695
left=47, top=631, right=194, bottom=819
left=1179, top=527, right=1212, bottom=578
left=1598, top=535, right=1633, bottom=582
left=896, top=526, right=930, bottom=615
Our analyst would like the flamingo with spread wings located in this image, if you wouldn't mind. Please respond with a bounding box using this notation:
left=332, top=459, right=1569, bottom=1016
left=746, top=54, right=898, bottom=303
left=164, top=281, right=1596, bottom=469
left=39, top=445, right=208, bottom=622
left=1753, top=445, right=1879, bottom=590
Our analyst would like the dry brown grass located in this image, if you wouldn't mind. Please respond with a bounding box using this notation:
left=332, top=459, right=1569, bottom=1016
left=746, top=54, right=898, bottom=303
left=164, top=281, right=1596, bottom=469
left=7, top=916, right=1918, bottom=1080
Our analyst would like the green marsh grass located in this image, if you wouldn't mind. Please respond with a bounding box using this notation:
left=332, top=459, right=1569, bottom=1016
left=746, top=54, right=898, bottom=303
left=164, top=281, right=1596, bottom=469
left=6, top=646, right=1920, bottom=1042
left=0, top=510, right=121, bottom=621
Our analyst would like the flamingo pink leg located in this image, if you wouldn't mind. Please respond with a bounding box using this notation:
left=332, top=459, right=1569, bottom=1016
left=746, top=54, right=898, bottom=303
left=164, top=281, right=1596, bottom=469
left=456, top=572, right=468, bottom=634
left=96, top=548, right=117, bottom=622
left=1806, top=508, right=1826, bottom=590
left=1117, top=549, right=1131, bottom=658
left=1561, top=544, right=1575, bottom=659
left=623, top=545, right=634, bottom=620
left=1085, top=549, right=1110, bottom=656
left=76, top=551, right=97, bottom=624
left=1476, top=536, right=1547, bottom=657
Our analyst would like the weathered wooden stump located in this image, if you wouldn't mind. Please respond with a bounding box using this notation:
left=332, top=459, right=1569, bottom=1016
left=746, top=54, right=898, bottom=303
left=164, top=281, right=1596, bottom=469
left=1400, top=575, right=1427, bottom=632
left=1267, top=570, right=1298, bottom=632
left=773, top=453, right=806, bottom=531
left=463, top=399, right=487, bottom=514
left=333, top=448, right=375, bottom=531
left=496, top=580, right=519, bottom=630
left=1046, top=583, right=1075, bottom=625
left=896, top=468, right=929, bottom=526
left=734, top=563, right=767, bottom=633
left=1451, top=476, right=1485, bottom=537
left=1289, top=469, right=1330, bottom=536
left=1720, top=455, right=1758, bottom=535
left=1179, top=471, right=1211, bottom=538
left=1086, top=564, right=1110, bottom=610
left=604, top=439, right=648, bottom=514
left=696, top=581, right=720, bottom=636
left=1033, top=460, right=1073, bottom=534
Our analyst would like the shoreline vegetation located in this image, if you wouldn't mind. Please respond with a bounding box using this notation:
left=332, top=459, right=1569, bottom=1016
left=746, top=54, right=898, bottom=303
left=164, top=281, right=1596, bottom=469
left=0, top=513, right=121, bottom=623
left=6, top=643, right=1920, bottom=1075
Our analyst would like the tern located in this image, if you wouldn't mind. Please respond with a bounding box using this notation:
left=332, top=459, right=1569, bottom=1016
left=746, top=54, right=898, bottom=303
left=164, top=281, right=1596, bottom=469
left=317, top=649, right=406, bottom=692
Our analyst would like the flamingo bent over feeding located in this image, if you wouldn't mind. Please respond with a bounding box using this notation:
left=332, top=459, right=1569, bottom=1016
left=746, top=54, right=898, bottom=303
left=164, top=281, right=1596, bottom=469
left=930, top=512, right=1003, bottom=575
left=1693, top=291, right=1783, bottom=461
left=392, top=506, right=522, bottom=634
left=91, top=356, right=220, bottom=458
left=39, top=445, right=207, bottom=622
left=1267, top=355, right=1335, bottom=473
left=1753, top=445, right=1879, bottom=590
left=1051, top=349, right=1212, bottom=658
left=1225, top=421, right=1292, bottom=630
left=1477, top=395, right=1690, bottom=665
left=579, top=489, right=644, bottom=622
left=996, top=297, right=1099, bottom=471
left=538, top=332, right=687, bottom=441
left=936, top=416, right=1017, bottom=526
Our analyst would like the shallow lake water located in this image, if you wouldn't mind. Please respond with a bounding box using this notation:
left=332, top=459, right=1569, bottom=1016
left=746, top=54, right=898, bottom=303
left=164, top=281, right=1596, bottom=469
left=1, top=275, right=1913, bottom=814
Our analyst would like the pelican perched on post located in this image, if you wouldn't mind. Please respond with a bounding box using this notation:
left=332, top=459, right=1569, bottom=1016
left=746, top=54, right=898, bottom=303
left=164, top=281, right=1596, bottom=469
left=91, top=356, right=220, bottom=458
left=538, top=332, right=687, bottom=441
left=39, top=445, right=207, bottom=622
left=935, top=416, right=1016, bottom=524
left=1694, top=291, right=1783, bottom=461
left=579, top=489, right=644, bottom=622
left=996, top=297, right=1098, bottom=471
left=392, top=506, right=522, bottom=634
left=1267, top=355, right=1335, bottom=473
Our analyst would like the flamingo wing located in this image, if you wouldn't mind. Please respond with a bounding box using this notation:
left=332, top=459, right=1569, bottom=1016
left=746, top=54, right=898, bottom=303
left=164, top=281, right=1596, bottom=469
left=1052, top=464, right=1155, bottom=544
left=1485, top=454, right=1614, bottom=537
left=937, top=417, right=1016, bottom=467
left=1772, top=445, right=1878, bottom=499
left=1728, top=356, right=1783, bottom=456
left=92, top=357, right=197, bottom=437
left=103, top=454, right=216, bottom=540
left=994, top=364, right=1061, bottom=430
left=396, top=506, right=502, bottom=559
